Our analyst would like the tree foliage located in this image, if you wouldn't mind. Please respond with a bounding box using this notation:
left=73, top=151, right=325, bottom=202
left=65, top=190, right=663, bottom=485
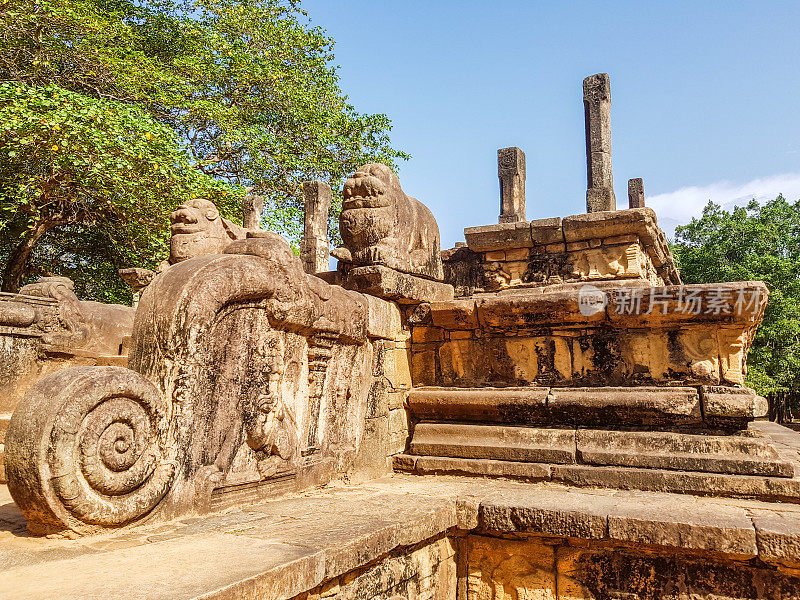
left=0, top=0, right=407, bottom=300
left=671, top=196, right=800, bottom=395
left=0, top=82, right=236, bottom=299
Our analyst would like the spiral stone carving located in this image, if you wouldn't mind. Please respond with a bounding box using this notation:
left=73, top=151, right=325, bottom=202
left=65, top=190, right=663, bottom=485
left=4, top=366, right=177, bottom=535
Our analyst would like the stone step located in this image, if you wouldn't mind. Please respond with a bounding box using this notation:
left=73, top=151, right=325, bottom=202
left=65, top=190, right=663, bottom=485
left=95, top=354, right=128, bottom=367
left=408, top=386, right=766, bottom=429
left=407, top=421, right=796, bottom=478
left=410, top=422, right=575, bottom=464
left=576, top=429, right=795, bottom=477
left=393, top=454, right=800, bottom=504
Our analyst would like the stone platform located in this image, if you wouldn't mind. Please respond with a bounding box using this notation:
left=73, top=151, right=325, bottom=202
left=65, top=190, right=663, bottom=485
left=3, top=472, right=800, bottom=599
left=398, top=419, right=800, bottom=503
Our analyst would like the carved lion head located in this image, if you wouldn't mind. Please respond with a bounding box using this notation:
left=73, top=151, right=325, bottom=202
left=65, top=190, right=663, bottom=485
left=170, top=198, right=222, bottom=235
left=168, top=198, right=231, bottom=264
left=342, top=163, right=401, bottom=210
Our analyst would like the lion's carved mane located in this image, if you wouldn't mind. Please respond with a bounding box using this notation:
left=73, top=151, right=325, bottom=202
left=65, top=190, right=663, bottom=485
left=332, top=163, right=443, bottom=280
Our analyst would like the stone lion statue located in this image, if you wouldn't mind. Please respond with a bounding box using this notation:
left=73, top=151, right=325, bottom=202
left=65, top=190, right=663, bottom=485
left=157, top=198, right=248, bottom=273
left=332, top=163, right=443, bottom=280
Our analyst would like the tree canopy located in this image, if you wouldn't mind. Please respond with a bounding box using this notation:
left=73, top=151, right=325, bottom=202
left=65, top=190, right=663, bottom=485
left=671, top=196, right=800, bottom=396
left=0, top=0, right=407, bottom=301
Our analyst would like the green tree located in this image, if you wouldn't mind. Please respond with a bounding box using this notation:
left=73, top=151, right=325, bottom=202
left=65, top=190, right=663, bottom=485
left=0, top=83, right=237, bottom=300
left=1, top=0, right=406, bottom=299
left=671, top=196, right=800, bottom=396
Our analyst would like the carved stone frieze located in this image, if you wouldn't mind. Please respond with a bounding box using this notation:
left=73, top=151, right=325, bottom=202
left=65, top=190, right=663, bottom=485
left=4, top=232, right=384, bottom=535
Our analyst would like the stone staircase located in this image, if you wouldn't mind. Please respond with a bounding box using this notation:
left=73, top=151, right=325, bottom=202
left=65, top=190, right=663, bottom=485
left=395, top=386, right=800, bottom=502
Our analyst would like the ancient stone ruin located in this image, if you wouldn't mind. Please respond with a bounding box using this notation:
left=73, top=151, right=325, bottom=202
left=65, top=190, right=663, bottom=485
left=0, top=277, right=134, bottom=482
left=2, top=74, right=800, bottom=600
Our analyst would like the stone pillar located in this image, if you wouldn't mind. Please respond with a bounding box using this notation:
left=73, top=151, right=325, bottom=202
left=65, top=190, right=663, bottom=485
left=583, top=73, right=616, bottom=212
left=498, top=147, right=526, bottom=223
left=301, top=181, right=331, bottom=274
left=118, top=267, right=155, bottom=308
left=242, top=195, right=263, bottom=230
left=628, top=178, right=645, bottom=208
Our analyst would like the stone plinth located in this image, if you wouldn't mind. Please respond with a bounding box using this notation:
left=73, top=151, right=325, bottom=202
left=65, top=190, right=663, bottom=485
left=456, top=208, right=680, bottom=293
left=5, top=474, right=800, bottom=599
left=409, top=281, right=766, bottom=389
left=341, top=265, right=454, bottom=304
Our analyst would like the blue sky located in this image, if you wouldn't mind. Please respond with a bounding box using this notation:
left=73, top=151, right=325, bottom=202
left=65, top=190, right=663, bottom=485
left=302, top=1, right=800, bottom=248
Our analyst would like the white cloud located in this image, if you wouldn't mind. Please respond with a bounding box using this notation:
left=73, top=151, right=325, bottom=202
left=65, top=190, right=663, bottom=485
left=647, top=173, right=800, bottom=239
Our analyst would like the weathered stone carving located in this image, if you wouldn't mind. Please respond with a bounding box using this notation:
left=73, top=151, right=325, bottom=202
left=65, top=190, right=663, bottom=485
left=157, top=198, right=248, bottom=273
left=0, top=277, right=136, bottom=482
left=4, top=231, right=381, bottom=535
left=467, top=535, right=563, bottom=600
left=569, top=242, right=655, bottom=283
left=409, top=282, right=767, bottom=390
left=456, top=209, right=680, bottom=294
left=333, top=163, right=444, bottom=280
left=118, top=267, right=155, bottom=293
left=119, top=266, right=156, bottom=307
left=5, top=366, right=177, bottom=535
left=18, top=276, right=88, bottom=348
left=0, top=275, right=133, bottom=357
left=464, top=533, right=800, bottom=600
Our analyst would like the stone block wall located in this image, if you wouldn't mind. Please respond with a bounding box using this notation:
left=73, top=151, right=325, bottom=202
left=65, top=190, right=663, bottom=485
left=291, top=536, right=456, bottom=600
left=351, top=295, right=413, bottom=481
left=462, top=534, right=800, bottom=599
left=408, top=283, right=765, bottom=388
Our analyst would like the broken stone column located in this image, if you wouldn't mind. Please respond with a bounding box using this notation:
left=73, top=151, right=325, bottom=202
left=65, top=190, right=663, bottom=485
left=583, top=73, right=616, bottom=212
left=301, top=181, right=331, bottom=274
left=628, top=178, right=645, bottom=208
left=242, top=195, right=264, bottom=230
left=498, top=147, right=526, bottom=223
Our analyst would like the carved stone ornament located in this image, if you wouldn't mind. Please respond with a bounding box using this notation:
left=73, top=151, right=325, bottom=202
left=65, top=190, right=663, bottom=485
left=19, top=276, right=89, bottom=349
left=333, top=163, right=444, bottom=280
left=4, top=366, right=177, bottom=536
left=157, top=198, right=249, bottom=273
left=5, top=232, right=373, bottom=536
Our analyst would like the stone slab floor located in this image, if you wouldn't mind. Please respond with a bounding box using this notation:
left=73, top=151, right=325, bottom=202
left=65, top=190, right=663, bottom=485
left=3, top=474, right=800, bottom=599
